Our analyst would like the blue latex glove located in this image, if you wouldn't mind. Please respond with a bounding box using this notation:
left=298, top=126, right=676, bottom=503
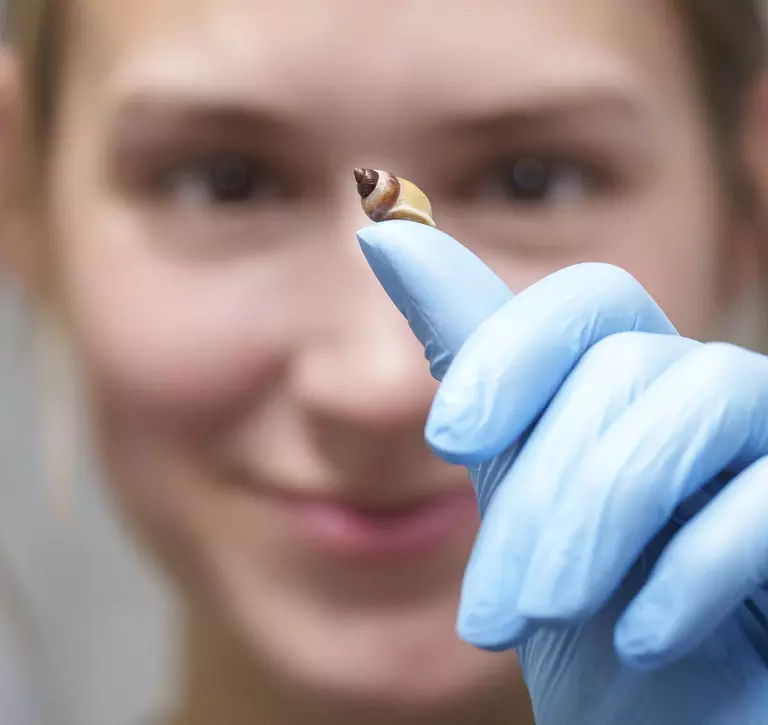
left=357, top=220, right=768, bottom=725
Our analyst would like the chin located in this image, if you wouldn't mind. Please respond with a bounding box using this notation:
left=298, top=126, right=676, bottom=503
left=290, top=632, right=517, bottom=715
left=208, top=556, right=521, bottom=720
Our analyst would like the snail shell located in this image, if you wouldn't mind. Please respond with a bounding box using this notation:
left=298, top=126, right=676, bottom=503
left=354, top=168, right=435, bottom=227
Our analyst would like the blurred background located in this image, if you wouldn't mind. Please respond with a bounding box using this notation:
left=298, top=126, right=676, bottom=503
left=0, top=283, right=178, bottom=725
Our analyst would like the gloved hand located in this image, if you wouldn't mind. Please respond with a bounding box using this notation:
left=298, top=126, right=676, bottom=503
left=357, top=220, right=768, bottom=725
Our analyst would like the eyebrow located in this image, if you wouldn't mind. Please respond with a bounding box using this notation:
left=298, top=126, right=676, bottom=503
left=110, top=91, right=302, bottom=135
left=103, top=94, right=315, bottom=173
left=438, top=89, right=649, bottom=135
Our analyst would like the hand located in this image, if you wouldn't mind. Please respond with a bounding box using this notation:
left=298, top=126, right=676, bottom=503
left=357, top=220, right=768, bottom=725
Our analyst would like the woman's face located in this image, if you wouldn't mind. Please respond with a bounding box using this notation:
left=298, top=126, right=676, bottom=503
left=36, top=0, right=750, bottom=714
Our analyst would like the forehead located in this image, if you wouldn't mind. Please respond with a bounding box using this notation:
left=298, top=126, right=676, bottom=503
left=69, top=0, right=698, bottom=120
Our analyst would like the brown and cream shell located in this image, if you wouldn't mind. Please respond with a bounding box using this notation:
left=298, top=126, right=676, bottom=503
left=354, top=168, right=435, bottom=227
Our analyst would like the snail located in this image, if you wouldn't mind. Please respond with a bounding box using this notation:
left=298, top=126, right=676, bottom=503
left=354, top=168, right=436, bottom=227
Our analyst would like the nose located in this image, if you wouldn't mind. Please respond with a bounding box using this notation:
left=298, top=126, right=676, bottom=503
left=293, top=280, right=437, bottom=429
left=295, top=308, right=436, bottom=427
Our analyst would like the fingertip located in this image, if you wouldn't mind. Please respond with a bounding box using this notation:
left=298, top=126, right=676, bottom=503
left=456, top=608, right=532, bottom=652
left=356, top=220, right=510, bottom=298
left=614, top=621, right=670, bottom=671
left=614, top=601, right=679, bottom=671
left=425, top=411, right=501, bottom=466
left=356, top=219, right=487, bottom=318
left=356, top=219, right=458, bottom=262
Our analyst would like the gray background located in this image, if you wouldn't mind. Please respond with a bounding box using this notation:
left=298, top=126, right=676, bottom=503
left=0, top=281, right=177, bottom=725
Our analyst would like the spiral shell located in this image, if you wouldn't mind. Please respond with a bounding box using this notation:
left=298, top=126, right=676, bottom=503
left=354, top=168, right=435, bottom=227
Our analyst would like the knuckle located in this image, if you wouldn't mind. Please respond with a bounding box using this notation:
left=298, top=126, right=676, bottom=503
left=558, top=263, right=670, bottom=333
left=583, top=331, right=656, bottom=376
left=693, top=342, right=744, bottom=384
left=581, top=332, right=686, bottom=385
left=686, top=341, right=761, bottom=410
left=584, top=263, right=647, bottom=301
left=546, top=262, right=645, bottom=303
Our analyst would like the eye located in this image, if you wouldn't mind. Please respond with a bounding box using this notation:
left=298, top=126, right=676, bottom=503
left=472, top=156, right=610, bottom=206
left=158, top=154, right=285, bottom=205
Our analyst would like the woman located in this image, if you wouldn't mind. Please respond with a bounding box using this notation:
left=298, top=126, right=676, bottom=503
left=2, top=0, right=768, bottom=723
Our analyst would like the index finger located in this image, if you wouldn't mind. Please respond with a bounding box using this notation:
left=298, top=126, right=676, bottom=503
left=356, top=220, right=514, bottom=381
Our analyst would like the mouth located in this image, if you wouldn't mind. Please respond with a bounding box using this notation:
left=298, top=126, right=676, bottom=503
left=286, top=488, right=479, bottom=560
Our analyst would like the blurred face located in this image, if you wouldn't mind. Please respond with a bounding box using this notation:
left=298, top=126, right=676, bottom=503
left=37, top=0, right=740, bottom=717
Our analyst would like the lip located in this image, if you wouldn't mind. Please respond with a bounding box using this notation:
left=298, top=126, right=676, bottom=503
left=286, top=488, right=479, bottom=560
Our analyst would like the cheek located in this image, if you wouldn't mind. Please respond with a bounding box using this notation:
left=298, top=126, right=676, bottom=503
left=472, top=205, right=723, bottom=342
left=610, top=178, right=725, bottom=339
left=620, top=235, right=721, bottom=339
left=52, top=205, right=298, bottom=419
